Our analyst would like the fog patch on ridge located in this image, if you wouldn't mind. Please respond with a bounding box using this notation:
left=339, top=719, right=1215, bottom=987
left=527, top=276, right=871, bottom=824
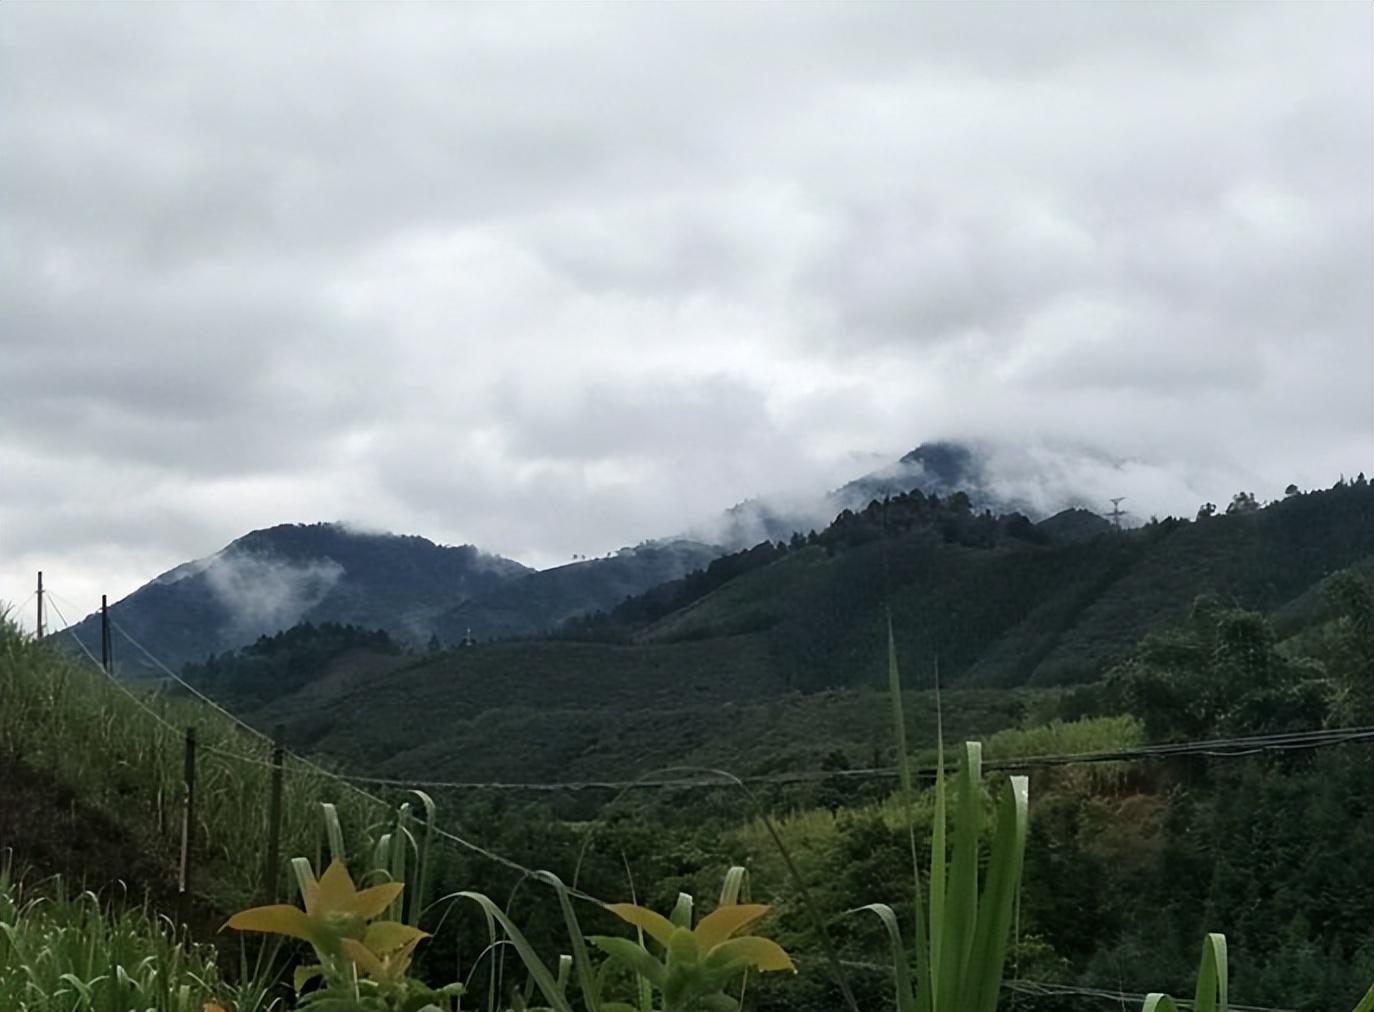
left=204, top=550, right=345, bottom=639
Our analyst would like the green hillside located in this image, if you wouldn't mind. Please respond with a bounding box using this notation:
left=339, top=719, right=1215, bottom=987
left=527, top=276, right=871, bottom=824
left=175, top=481, right=1374, bottom=788
left=560, top=481, right=1374, bottom=693
left=7, top=541, right=1374, bottom=1011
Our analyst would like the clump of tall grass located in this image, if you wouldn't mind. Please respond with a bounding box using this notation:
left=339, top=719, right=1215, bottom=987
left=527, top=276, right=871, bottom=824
left=0, top=615, right=383, bottom=908
left=0, top=860, right=237, bottom=1012
left=852, top=621, right=1029, bottom=1012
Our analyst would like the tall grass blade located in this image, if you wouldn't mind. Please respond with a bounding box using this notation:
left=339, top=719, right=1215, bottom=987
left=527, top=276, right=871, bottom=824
left=1351, top=980, right=1374, bottom=1012
left=959, top=774, right=1029, bottom=1012
left=409, top=789, right=437, bottom=928
left=718, top=866, right=747, bottom=907
left=321, top=803, right=345, bottom=864
left=455, top=891, right=575, bottom=1012
left=939, top=741, right=983, bottom=1009
left=1193, top=933, right=1228, bottom=1012
left=670, top=892, right=693, bottom=930
left=928, top=659, right=947, bottom=1009
left=534, top=870, right=602, bottom=1012
left=886, top=612, right=931, bottom=1012
left=290, top=857, right=317, bottom=909
left=854, top=903, right=917, bottom=1012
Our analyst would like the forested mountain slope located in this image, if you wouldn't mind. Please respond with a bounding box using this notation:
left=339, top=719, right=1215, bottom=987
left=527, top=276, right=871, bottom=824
left=66, top=523, right=532, bottom=671
left=568, top=480, right=1374, bottom=690
left=195, top=481, right=1374, bottom=783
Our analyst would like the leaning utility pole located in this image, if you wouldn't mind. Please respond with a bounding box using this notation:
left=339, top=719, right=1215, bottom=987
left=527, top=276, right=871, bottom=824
left=1107, top=497, right=1129, bottom=530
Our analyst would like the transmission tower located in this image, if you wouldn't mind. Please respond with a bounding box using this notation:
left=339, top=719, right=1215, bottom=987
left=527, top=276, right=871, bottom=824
left=1107, top=497, right=1129, bottom=530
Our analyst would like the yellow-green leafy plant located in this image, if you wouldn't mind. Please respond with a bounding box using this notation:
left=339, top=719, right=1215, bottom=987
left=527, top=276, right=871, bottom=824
left=225, top=856, right=457, bottom=1010
left=590, top=892, right=795, bottom=1012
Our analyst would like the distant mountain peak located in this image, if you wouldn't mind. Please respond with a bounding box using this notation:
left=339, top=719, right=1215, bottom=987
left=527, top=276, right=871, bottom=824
left=67, top=523, right=533, bottom=672
left=897, top=440, right=978, bottom=486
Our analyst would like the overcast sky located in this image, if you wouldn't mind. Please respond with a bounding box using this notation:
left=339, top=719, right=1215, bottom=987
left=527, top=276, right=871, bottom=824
left=2, top=3, right=1371, bottom=625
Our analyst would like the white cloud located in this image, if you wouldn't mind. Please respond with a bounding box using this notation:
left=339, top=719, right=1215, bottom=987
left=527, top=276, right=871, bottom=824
left=1, top=2, right=1368, bottom=624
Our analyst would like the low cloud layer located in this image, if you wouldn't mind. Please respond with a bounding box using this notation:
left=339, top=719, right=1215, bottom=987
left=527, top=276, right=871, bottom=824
left=203, top=552, right=345, bottom=640
left=2, top=4, right=1369, bottom=623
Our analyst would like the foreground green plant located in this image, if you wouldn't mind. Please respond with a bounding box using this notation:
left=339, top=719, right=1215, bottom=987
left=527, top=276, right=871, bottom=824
left=860, top=621, right=1030, bottom=1012
left=225, top=857, right=457, bottom=1011
left=0, top=616, right=383, bottom=909
left=593, top=898, right=795, bottom=1012
left=1142, top=934, right=1374, bottom=1012
left=1141, top=933, right=1227, bottom=1012
left=0, top=865, right=230, bottom=1012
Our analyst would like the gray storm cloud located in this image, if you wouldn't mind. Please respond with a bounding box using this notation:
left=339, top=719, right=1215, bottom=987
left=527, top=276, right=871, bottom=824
left=1, top=2, right=1369, bottom=620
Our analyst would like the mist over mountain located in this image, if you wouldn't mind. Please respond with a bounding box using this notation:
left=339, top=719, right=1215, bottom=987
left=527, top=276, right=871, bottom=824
left=690, top=439, right=1135, bottom=549
left=67, top=523, right=532, bottom=672
left=194, top=479, right=1374, bottom=783
left=61, top=440, right=1290, bottom=671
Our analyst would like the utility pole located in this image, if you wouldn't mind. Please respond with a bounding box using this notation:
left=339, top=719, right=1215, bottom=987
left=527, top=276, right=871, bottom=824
left=36, top=571, right=45, bottom=641
left=264, top=726, right=286, bottom=903
left=1108, top=497, right=1129, bottom=531
left=178, top=726, right=198, bottom=915
left=101, top=595, right=112, bottom=674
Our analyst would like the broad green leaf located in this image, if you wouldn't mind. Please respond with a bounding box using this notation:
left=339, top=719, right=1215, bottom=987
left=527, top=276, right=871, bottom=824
left=313, top=860, right=357, bottom=916
left=341, top=937, right=387, bottom=979
left=293, top=963, right=324, bottom=993
left=589, top=936, right=667, bottom=988
left=698, top=993, right=740, bottom=1011
left=348, top=883, right=405, bottom=921
left=704, top=937, right=797, bottom=974
left=364, top=921, right=428, bottom=954
left=694, top=905, right=770, bottom=950
left=223, top=904, right=314, bottom=943
left=607, top=904, right=676, bottom=948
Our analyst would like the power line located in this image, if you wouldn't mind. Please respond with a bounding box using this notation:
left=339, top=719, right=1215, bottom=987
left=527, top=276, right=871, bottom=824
left=1003, top=977, right=1293, bottom=1012
left=320, top=724, right=1374, bottom=793
left=46, top=596, right=187, bottom=740
left=836, top=960, right=1296, bottom=1012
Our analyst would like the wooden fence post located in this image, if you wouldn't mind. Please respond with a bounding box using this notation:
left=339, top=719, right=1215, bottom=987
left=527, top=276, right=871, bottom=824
left=178, top=726, right=197, bottom=909
left=265, top=728, right=286, bottom=902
